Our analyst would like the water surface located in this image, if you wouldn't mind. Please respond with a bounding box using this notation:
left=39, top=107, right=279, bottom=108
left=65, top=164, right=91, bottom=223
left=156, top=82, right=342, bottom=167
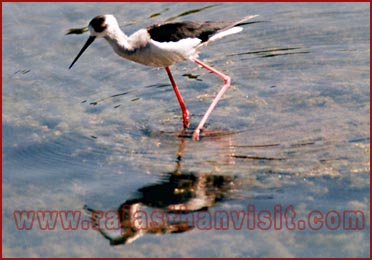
left=2, top=2, right=370, bottom=257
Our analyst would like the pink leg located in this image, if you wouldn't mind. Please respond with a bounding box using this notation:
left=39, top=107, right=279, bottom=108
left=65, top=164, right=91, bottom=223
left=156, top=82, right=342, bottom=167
left=191, top=58, right=231, bottom=140
left=165, top=67, right=190, bottom=128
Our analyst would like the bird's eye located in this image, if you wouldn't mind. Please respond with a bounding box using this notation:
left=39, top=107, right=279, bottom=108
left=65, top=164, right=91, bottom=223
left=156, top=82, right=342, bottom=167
left=90, top=16, right=107, bottom=33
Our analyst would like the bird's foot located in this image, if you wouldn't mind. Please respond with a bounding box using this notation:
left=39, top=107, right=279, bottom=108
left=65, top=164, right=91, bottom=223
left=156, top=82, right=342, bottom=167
left=192, top=128, right=201, bottom=141
left=182, top=111, right=190, bottom=129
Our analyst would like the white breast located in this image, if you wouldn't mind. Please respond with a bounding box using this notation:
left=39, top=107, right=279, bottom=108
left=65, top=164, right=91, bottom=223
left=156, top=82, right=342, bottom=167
left=117, top=38, right=202, bottom=67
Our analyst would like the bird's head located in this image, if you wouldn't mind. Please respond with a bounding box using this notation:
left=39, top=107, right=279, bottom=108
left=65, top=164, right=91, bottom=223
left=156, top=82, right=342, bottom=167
left=69, top=14, right=118, bottom=69
left=88, top=14, right=119, bottom=38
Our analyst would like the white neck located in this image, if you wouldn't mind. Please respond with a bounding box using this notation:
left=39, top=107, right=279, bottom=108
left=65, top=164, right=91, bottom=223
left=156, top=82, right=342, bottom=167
left=104, top=27, right=133, bottom=54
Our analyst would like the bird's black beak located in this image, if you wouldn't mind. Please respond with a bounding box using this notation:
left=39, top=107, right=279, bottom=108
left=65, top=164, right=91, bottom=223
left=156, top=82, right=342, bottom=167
left=69, top=36, right=96, bottom=69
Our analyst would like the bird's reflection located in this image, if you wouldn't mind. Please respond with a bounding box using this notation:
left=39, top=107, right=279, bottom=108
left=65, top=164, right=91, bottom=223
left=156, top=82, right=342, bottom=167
left=84, top=136, right=238, bottom=246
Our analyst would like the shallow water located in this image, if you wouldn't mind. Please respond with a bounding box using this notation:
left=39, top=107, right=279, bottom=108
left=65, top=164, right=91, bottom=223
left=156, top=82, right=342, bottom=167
left=2, top=2, right=370, bottom=257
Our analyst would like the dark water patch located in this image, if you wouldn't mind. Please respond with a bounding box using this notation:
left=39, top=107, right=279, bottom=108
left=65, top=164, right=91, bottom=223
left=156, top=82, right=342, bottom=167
left=232, top=155, right=286, bottom=160
left=259, top=51, right=310, bottom=58
left=182, top=73, right=202, bottom=81
left=227, top=47, right=309, bottom=58
left=66, top=26, right=88, bottom=35
left=89, top=91, right=130, bottom=105
left=233, top=143, right=280, bottom=148
left=145, top=83, right=170, bottom=89
left=148, top=8, right=170, bottom=18
left=348, top=136, right=370, bottom=143
left=14, top=69, right=31, bottom=75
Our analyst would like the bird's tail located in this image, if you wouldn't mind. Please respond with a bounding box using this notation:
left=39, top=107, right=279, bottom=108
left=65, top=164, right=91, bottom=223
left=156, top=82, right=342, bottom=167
left=234, top=15, right=260, bottom=27
left=201, top=15, right=259, bottom=45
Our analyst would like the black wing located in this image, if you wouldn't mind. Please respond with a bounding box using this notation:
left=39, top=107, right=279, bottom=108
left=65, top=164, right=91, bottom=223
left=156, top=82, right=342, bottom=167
left=146, top=21, right=235, bottom=43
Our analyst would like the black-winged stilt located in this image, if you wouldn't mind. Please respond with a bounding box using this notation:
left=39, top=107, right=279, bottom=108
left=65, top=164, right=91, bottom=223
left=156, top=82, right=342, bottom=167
left=69, top=14, right=258, bottom=140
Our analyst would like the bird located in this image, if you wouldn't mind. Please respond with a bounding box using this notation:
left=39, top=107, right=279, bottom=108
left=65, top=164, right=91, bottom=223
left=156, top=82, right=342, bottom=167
left=68, top=14, right=258, bottom=140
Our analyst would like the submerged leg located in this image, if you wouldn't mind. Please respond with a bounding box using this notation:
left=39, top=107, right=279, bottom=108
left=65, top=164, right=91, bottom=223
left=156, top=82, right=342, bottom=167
left=191, top=58, right=231, bottom=140
left=165, top=67, right=190, bottom=128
